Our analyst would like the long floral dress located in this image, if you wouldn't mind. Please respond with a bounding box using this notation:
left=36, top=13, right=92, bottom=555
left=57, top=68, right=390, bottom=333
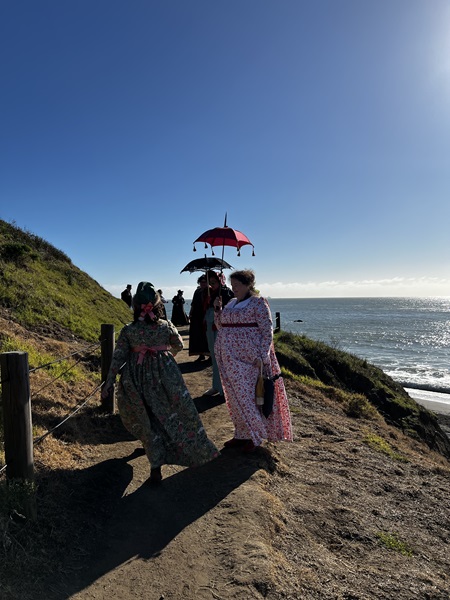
left=104, top=319, right=219, bottom=469
left=214, top=296, right=293, bottom=446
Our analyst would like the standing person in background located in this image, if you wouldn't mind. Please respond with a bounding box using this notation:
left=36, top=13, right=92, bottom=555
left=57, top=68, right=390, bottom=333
left=101, top=282, right=219, bottom=485
left=214, top=269, right=292, bottom=453
left=171, top=290, right=189, bottom=326
left=157, top=289, right=168, bottom=320
left=203, top=271, right=234, bottom=396
left=189, top=275, right=210, bottom=362
left=121, top=284, right=133, bottom=307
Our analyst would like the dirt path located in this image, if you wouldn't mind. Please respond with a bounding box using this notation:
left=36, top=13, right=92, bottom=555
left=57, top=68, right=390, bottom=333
left=49, top=328, right=450, bottom=600
left=57, top=331, right=277, bottom=599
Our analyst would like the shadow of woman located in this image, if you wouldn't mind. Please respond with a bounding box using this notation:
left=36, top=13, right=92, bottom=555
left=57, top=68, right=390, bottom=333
left=178, top=360, right=211, bottom=374
left=193, top=393, right=225, bottom=413
left=57, top=451, right=261, bottom=597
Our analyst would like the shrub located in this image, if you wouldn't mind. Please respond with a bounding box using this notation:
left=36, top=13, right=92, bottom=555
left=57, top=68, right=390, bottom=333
left=376, top=531, right=413, bottom=556
left=363, top=432, right=407, bottom=462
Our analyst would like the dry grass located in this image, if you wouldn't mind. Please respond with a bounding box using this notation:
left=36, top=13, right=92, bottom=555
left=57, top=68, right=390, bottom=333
left=0, top=315, right=111, bottom=599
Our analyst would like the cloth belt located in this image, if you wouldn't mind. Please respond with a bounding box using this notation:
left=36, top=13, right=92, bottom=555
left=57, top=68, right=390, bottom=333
left=132, top=345, right=170, bottom=365
left=221, top=323, right=258, bottom=328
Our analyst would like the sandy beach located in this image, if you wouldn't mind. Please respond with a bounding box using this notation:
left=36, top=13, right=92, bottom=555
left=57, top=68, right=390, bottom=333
left=406, top=387, right=450, bottom=416
left=406, top=387, right=450, bottom=441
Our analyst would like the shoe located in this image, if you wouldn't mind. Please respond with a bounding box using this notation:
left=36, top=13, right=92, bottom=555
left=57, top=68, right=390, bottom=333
left=241, top=440, right=257, bottom=454
left=149, top=467, right=162, bottom=485
left=223, top=438, right=247, bottom=448
left=203, top=387, right=219, bottom=396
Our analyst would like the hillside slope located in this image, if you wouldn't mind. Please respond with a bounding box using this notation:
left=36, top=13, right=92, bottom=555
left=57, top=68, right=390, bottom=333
left=0, top=219, right=131, bottom=341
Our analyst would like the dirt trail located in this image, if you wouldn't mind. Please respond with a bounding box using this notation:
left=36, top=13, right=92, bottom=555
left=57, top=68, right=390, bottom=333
left=49, top=328, right=450, bottom=600
left=58, top=329, right=278, bottom=600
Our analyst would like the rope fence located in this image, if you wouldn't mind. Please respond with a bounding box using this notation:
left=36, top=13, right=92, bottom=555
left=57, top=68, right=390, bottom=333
left=30, top=343, right=101, bottom=399
left=0, top=325, right=116, bottom=510
left=29, top=341, right=101, bottom=373
left=33, top=381, right=104, bottom=445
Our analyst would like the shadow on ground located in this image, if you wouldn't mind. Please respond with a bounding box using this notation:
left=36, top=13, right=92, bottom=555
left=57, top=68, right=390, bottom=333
left=178, top=359, right=211, bottom=374
left=194, top=393, right=225, bottom=413
left=50, top=450, right=263, bottom=599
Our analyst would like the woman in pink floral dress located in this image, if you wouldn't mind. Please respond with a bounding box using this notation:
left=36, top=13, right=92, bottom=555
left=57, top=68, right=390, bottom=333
left=214, top=270, right=292, bottom=453
left=102, top=282, right=219, bottom=484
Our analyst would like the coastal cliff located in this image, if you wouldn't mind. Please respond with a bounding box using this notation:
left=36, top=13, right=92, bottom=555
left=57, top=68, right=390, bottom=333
left=1, top=220, right=450, bottom=599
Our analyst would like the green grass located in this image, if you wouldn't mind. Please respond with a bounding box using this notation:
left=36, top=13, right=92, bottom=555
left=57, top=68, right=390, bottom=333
left=363, top=432, right=407, bottom=462
left=376, top=531, right=413, bottom=556
left=0, top=220, right=132, bottom=341
left=0, top=336, right=85, bottom=382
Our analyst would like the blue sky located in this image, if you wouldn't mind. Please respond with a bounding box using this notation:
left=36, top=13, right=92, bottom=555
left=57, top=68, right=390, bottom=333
left=1, top=0, right=450, bottom=299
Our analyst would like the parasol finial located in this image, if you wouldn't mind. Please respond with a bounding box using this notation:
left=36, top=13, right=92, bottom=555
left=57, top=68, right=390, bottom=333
left=224, top=212, right=227, bottom=227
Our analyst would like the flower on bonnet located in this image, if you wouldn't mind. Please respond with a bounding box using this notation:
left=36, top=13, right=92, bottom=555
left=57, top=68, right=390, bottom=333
left=139, top=302, right=155, bottom=321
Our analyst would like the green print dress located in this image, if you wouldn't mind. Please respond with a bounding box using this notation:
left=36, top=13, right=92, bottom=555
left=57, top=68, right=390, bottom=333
left=104, top=319, right=219, bottom=469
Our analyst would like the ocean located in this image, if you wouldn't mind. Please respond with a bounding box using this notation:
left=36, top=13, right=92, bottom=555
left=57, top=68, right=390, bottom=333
left=266, top=297, right=450, bottom=414
left=183, top=296, right=450, bottom=413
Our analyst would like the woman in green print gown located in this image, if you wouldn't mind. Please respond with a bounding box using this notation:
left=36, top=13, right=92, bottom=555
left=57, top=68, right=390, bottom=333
left=102, top=282, right=219, bottom=484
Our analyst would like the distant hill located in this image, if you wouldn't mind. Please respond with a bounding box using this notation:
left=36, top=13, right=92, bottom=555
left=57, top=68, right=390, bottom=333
left=0, top=219, right=131, bottom=341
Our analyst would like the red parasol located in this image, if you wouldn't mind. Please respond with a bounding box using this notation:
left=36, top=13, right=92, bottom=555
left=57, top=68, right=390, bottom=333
left=193, top=214, right=255, bottom=258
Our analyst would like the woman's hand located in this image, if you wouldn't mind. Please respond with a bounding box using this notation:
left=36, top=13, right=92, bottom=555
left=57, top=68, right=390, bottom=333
left=214, top=297, right=222, bottom=312
left=101, top=386, right=111, bottom=399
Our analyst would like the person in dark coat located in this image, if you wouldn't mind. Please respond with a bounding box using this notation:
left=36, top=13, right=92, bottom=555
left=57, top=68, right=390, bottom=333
left=188, top=275, right=210, bottom=361
left=121, top=284, right=132, bottom=307
left=171, top=290, right=189, bottom=326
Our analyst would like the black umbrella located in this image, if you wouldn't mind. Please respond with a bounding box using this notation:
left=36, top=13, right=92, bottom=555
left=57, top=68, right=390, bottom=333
left=180, top=256, right=234, bottom=274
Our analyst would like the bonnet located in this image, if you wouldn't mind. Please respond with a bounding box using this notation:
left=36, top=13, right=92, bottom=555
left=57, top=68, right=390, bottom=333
left=133, top=282, right=160, bottom=320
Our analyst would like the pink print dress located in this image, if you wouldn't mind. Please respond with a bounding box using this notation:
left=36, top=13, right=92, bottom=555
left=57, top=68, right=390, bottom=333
left=214, top=295, right=293, bottom=447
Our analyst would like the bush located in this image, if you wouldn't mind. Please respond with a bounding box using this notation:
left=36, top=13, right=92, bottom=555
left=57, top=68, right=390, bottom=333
left=0, top=243, right=37, bottom=265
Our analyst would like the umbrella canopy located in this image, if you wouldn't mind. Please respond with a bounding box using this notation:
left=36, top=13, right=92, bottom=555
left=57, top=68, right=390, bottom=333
left=193, top=215, right=255, bottom=257
left=180, top=256, right=234, bottom=274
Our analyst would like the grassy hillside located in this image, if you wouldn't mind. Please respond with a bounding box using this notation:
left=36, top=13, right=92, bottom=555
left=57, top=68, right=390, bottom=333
left=0, top=220, right=131, bottom=341
left=274, top=330, right=450, bottom=459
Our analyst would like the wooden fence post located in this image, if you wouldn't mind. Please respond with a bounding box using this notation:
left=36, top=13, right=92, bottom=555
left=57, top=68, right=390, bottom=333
left=0, top=351, right=37, bottom=519
left=274, top=312, right=281, bottom=333
left=101, top=324, right=115, bottom=414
